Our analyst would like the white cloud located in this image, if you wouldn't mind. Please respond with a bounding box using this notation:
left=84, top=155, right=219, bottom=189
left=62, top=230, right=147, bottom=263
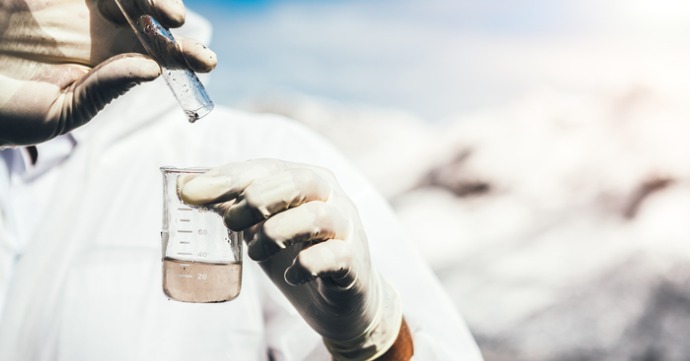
left=191, top=0, right=690, bottom=120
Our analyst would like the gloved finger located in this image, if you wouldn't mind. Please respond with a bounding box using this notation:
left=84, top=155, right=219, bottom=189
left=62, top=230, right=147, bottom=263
left=177, top=36, right=217, bottom=73
left=284, top=239, right=355, bottom=287
left=53, top=53, right=160, bottom=133
left=99, top=0, right=186, bottom=28
left=247, top=200, right=352, bottom=261
left=178, top=159, right=290, bottom=205
left=221, top=168, right=335, bottom=231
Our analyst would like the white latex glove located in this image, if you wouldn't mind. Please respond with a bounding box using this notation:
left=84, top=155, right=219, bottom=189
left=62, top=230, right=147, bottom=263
left=179, top=159, right=405, bottom=361
left=0, top=0, right=216, bottom=146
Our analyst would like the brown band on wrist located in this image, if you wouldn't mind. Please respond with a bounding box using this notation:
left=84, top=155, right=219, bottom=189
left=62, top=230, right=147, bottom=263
left=373, top=318, right=414, bottom=361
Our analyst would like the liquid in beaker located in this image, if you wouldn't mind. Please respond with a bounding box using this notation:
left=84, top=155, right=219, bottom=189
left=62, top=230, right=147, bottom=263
left=161, top=167, right=242, bottom=303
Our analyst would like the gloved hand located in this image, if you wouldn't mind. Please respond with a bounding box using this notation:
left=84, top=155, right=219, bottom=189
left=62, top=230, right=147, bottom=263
left=179, top=159, right=407, bottom=361
left=0, top=0, right=216, bottom=147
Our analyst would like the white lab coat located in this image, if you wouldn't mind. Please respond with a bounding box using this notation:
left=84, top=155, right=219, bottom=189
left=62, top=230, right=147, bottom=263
left=0, top=12, right=482, bottom=361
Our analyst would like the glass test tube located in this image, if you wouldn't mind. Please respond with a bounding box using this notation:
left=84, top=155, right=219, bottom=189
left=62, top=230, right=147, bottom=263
left=114, top=0, right=214, bottom=122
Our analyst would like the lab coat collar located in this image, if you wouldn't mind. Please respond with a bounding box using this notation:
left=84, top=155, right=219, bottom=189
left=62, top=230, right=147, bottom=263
left=8, top=134, right=77, bottom=182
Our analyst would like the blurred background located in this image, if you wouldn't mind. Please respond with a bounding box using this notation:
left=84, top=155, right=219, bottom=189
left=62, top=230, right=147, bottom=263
left=191, top=1, right=690, bottom=360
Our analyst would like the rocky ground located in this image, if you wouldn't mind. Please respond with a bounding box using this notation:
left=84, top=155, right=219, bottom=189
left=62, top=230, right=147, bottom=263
left=245, top=86, right=690, bottom=361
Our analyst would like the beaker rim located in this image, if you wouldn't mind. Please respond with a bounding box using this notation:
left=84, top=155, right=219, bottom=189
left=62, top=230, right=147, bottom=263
left=160, top=166, right=211, bottom=174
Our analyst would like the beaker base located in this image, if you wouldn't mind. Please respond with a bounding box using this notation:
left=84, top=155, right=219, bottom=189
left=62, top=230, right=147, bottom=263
left=163, top=258, right=242, bottom=303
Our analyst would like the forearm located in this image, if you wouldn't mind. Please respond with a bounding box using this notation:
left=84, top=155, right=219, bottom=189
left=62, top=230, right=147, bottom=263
left=373, top=318, right=413, bottom=361
left=327, top=318, right=413, bottom=361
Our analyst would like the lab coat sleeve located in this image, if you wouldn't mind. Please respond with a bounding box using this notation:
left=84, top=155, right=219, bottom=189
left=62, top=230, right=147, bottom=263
left=243, top=116, right=484, bottom=361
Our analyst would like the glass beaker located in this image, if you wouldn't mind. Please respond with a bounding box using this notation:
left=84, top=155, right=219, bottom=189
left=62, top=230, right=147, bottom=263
left=160, top=167, right=242, bottom=303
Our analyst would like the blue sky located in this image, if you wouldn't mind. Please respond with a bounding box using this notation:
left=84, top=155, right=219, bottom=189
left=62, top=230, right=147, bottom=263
left=187, top=0, right=690, bottom=121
